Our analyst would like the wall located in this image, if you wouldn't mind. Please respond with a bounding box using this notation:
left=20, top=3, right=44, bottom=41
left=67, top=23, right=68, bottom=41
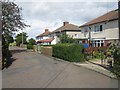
left=41, top=46, right=52, bottom=57
left=81, top=20, right=119, bottom=40
left=36, top=36, right=50, bottom=42
left=66, top=31, right=81, bottom=39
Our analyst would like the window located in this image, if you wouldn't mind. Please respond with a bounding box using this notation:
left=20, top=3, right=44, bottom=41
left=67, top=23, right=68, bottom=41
left=94, top=25, right=103, bottom=32
left=100, top=25, right=103, bottom=31
left=92, top=40, right=104, bottom=47
left=74, top=34, right=77, bottom=37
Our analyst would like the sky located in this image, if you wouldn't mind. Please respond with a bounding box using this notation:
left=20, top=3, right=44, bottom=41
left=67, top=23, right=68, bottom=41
left=11, top=0, right=118, bottom=39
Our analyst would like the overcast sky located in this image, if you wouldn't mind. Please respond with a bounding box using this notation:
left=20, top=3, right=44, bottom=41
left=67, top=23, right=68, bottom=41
left=12, top=0, right=118, bottom=39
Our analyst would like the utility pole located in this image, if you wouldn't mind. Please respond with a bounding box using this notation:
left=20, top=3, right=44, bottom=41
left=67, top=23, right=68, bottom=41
left=22, top=30, right=23, bottom=48
left=118, top=1, right=120, bottom=90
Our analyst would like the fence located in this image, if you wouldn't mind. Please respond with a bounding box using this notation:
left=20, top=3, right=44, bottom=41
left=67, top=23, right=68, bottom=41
left=84, top=46, right=108, bottom=54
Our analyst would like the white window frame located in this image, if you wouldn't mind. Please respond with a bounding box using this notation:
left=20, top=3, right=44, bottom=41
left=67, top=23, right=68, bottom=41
left=92, top=39, right=104, bottom=47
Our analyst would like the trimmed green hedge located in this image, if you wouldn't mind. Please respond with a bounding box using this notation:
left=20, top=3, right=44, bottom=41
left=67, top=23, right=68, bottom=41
left=27, top=44, right=33, bottom=49
left=52, top=44, right=84, bottom=62
left=113, top=47, right=120, bottom=79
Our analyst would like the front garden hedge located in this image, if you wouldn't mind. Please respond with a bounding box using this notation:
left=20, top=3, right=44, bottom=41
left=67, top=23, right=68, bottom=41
left=113, top=47, right=120, bottom=79
left=52, top=44, right=84, bottom=62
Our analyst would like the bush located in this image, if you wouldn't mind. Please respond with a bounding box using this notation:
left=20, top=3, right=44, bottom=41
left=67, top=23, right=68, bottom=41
left=113, top=47, right=120, bottom=79
left=27, top=44, right=33, bottom=49
left=52, top=44, right=84, bottom=62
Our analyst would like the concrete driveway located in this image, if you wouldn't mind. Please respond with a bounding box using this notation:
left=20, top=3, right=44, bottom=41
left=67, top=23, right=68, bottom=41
left=2, top=46, right=118, bottom=88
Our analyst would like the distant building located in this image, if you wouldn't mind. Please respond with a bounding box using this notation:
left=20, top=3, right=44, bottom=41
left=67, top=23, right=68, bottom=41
left=50, top=21, right=81, bottom=44
left=36, top=29, right=53, bottom=45
left=80, top=9, right=119, bottom=47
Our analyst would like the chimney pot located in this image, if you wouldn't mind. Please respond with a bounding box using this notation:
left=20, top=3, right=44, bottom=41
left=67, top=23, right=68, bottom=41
left=63, top=21, right=69, bottom=26
left=45, top=29, right=49, bottom=32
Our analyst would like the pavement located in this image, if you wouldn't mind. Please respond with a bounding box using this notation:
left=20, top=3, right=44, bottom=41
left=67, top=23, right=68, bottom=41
left=73, top=61, right=116, bottom=79
left=52, top=57, right=116, bottom=79
left=2, top=46, right=119, bottom=88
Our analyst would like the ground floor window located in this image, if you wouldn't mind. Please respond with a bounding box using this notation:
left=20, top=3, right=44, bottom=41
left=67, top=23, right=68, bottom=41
left=92, top=40, right=104, bottom=47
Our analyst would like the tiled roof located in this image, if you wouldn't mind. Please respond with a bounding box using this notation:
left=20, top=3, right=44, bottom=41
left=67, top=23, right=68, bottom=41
left=36, top=29, right=51, bottom=38
left=37, top=38, right=53, bottom=43
left=80, top=9, right=118, bottom=27
left=52, top=23, right=81, bottom=33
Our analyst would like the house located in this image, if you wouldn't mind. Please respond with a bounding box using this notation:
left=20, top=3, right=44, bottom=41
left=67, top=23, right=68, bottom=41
left=36, top=29, right=53, bottom=45
left=50, top=21, right=81, bottom=44
left=79, top=9, right=119, bottom=47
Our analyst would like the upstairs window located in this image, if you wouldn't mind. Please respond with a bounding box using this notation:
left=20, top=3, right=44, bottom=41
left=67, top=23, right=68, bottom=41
left=94, top=25, right=103, bottom=32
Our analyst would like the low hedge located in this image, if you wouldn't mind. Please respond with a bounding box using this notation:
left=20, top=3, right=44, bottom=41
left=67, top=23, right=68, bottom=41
left=27, top=44, right=33, bottom=49
left=113, top=47, right=120, bottom=79
left=52, top=44, right=84, bottom=62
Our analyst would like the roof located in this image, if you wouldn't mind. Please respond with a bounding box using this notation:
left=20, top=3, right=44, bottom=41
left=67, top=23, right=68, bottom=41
left=37, top=38, right=53, bottom=43
left=52, top=23, right=81, bottom=33
left=80, top=9, right=118, bottom=27
left=36, top=29, right=51, bottom=38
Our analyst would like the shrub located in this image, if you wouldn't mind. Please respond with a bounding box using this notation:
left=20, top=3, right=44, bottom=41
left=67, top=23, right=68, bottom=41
left=52, top=44, right=84, bottom=62
left=113, top=47, right=120, bottom=79
left=27, top=44, right=33, bottom=49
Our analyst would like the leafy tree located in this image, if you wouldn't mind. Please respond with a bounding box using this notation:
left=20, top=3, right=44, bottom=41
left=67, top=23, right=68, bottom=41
left=6, top=34, right=14, bottom=44
left=60, top=33, right=74, bottom=43
left=2, top=1, right=29, bottom=69
left=15, top=32, right=28, bottom=46
left=28, top=38, right=36, bottom=45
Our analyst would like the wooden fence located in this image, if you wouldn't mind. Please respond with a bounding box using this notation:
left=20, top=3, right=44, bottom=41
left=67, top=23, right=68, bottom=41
left=84, top=46, right=108, bottom=54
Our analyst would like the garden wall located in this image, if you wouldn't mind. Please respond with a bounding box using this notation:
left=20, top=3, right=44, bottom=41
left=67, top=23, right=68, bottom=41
left=41, top=46, right=52, bottom=57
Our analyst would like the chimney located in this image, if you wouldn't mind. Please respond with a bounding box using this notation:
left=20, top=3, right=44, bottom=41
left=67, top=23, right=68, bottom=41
left=45, top=29, right=49, bottom=32
left=63, top=21, right=69, bottom=26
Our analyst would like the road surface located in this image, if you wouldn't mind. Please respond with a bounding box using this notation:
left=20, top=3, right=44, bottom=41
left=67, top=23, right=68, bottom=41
left=2, top=46, right=118, bottom=88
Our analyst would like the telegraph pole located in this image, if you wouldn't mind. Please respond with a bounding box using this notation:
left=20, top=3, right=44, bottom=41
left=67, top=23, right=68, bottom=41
left=22, top=30, right=23, bottom=48
left=118, top=1, right=120, bottom=90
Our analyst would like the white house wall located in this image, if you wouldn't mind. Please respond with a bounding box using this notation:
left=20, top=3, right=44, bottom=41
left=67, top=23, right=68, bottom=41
left=66, top=31, right=81, bottom=39
left=81, top=20, right=119, bottom=40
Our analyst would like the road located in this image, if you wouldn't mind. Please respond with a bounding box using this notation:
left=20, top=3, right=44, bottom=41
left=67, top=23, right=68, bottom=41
left=2, top=46, right=118, bottom=88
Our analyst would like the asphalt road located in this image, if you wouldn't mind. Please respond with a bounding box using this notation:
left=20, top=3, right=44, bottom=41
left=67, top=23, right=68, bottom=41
left=2, top=46, right=118, bottom=88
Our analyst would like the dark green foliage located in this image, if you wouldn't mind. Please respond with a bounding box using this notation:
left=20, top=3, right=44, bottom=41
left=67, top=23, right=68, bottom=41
left=53, top=44, right=84, bottom=62
left=2, top=1, right=29, bottom=35
left=6, top=34, right=14, bottom=44
left=2, top=35, right=12, bottom=69
left=27, top=44, right=33, bottom=49
left=113, top=47, right=120, bottom=79
left=28, top=38, right=36, bottom=45
left=2, top=1, right=29, bottom=69
left=15, top=32, right=28, bottom=46
left=60, top=33, right=74, bottom=43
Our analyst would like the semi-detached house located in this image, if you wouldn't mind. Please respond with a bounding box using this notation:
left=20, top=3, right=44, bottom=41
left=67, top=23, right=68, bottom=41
left=36, top=22, right=81, bottom=45
left=36, top=29, right=53, bottom=45
left=50, top=22, right=81, bottom=44
left=79, top=9, right=119, bottom=47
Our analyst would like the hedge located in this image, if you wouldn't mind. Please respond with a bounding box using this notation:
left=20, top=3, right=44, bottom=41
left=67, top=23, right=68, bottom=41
left=27, top=44, right=33, bottom=49
left=52, top=44, right=84, bottom=62
left=113, top=47, right=120, bottom=79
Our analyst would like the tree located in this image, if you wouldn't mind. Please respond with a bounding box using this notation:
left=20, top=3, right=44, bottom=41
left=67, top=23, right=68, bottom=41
left=2, top=1, right=29, bottom=69
left=60, top=33, right=74, bottom=43
left=15, top=32, right=28, bottom=46
left=28, top=38, right=36, bottom=45
left=6, top=34, right=14, bottom=44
